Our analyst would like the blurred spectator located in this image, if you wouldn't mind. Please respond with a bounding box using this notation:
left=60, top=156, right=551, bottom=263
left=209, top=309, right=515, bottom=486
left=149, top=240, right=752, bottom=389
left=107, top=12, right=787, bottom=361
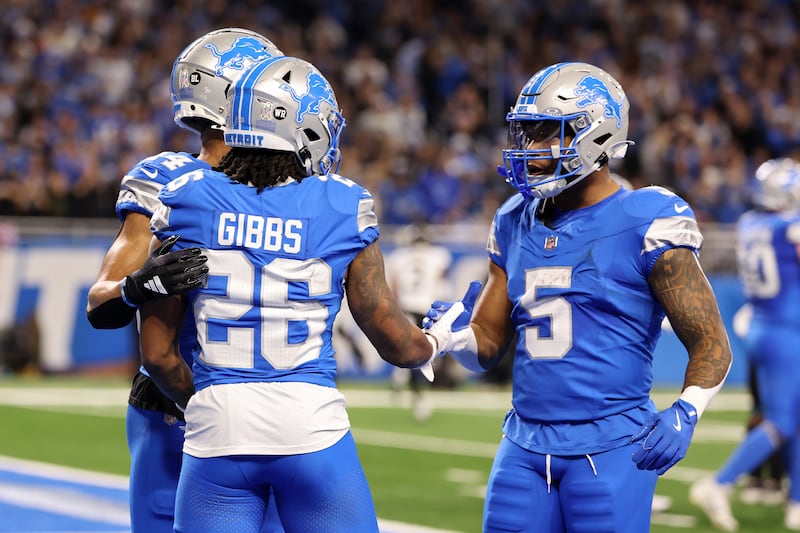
left=3, top=1, right=800, bottom=223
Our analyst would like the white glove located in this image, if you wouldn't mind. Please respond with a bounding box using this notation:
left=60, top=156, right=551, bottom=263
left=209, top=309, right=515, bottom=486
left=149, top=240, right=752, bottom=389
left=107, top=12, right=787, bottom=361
left=420, top=281, right=483, bottom=374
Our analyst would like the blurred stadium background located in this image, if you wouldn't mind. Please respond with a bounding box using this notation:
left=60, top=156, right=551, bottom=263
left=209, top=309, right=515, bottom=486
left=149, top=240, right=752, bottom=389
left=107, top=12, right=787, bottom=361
left=2, top=0, right=800, bottom=531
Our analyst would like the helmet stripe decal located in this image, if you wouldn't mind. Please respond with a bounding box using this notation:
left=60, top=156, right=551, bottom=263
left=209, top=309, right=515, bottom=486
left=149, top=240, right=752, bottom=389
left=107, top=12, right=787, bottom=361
left=234, top=57, right=283, bottom=131
left=523, top=62, right=567, bottom=97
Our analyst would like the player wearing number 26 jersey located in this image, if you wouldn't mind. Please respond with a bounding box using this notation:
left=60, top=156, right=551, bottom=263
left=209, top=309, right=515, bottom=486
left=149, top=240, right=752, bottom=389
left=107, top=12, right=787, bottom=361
left=139, top=55, right=438, bottom=533
left=153, top=170, right=376, bottom=395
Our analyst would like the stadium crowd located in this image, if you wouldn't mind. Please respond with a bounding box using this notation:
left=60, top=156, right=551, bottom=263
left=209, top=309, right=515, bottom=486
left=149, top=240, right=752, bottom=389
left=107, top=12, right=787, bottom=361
left=1, top=0, right=799, bottom=224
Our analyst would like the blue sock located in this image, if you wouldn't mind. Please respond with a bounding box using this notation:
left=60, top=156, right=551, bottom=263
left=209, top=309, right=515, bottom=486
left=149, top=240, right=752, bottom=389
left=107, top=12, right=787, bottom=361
left=717, top=425, right=777, bottom=485
left=788, top=437, right=800, bottom=502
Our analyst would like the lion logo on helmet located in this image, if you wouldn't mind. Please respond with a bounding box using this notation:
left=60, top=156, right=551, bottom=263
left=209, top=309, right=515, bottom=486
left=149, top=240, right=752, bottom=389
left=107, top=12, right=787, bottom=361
left=205, top=37, right=276, bottom=77
left=280, top=70, right=337, bottom=123
left=574, top=75, right=624, bottom=128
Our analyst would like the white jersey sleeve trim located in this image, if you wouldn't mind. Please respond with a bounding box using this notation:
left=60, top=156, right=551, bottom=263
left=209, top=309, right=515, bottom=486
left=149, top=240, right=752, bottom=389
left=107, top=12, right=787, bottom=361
left=643, top=216, right=703, bottom=255
left=357, top=196, right=378, bottom=233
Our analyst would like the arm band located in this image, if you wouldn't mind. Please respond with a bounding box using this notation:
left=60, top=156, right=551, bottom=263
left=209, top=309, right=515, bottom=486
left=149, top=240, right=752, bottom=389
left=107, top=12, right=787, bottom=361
left=679, top=357, right=732, bottom=418
left=448, top=328, right=484, bottom=373
left=86, top=297, right=137, bottom=329
left=119, top=278, right=138, bottom=308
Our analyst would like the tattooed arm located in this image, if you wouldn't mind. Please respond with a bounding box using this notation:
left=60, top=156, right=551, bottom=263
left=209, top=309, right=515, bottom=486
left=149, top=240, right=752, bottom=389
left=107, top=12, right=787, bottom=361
left=648, top=247, right=732, bottom=413
left=629, top=247, right=733, bottom=474
left=345, top=241, right=435, bottom=368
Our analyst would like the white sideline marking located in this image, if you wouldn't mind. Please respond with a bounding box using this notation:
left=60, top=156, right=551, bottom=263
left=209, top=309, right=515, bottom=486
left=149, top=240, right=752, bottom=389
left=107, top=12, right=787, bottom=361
left=651, top=512, right=697, bottom=528
left=0, top=387, right=129, bottom=406
left=0, top=385, right=752, bottom=411
left=378, top=519, right=463, bottom=533
left=355, top=428, right=499, bottom=458
left=0, top=482, right=129, bottom=526
left=0, top=455, right=128, bottom=488
left=0, top=455, right=465, bottom=533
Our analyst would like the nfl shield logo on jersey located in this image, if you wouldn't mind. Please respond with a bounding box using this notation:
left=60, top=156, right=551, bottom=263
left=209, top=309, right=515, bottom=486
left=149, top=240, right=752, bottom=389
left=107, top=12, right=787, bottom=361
left=544, top=235, right=558, bottom=250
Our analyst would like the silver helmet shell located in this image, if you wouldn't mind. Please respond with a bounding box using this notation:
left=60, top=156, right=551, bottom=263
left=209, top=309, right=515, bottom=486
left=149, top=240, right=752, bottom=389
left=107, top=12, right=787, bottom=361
left=171, top=28, right=283, bottom=134
left=225, top=56, right=345, bottom=176
left=752, top=158, right=800, bottom=211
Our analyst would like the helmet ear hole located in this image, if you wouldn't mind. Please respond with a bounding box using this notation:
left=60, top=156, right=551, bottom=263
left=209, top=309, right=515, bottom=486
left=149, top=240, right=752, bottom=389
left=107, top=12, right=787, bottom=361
left=594, top=133, right=612, bottom=146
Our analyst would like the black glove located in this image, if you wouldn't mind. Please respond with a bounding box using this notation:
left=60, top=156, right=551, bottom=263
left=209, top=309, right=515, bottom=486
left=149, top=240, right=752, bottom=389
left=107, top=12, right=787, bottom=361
left=121, top=235, right=209, bottom=306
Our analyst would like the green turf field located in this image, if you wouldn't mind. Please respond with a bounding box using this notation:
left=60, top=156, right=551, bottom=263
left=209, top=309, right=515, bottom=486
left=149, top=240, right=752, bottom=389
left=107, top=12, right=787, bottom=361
left=0, top=377, right=788, bottom=532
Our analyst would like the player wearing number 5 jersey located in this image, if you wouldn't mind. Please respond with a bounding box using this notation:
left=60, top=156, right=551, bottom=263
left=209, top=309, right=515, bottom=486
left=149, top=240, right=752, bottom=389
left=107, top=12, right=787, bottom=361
left=422, top=62, right=732, bottom=533
left=138, top=55, right=438, bottom=533
left=690, top=158, right=800, bottom=531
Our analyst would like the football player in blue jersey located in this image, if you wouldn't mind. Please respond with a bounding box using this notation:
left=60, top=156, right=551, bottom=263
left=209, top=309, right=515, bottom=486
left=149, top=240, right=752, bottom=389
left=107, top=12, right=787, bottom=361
left=86, top=28, right=285, bottom=533
left=690, top=157, right=800, bottom=531
left=422, top=62, right=733, bottom=533
left=137, top=55, right=439, bottom=533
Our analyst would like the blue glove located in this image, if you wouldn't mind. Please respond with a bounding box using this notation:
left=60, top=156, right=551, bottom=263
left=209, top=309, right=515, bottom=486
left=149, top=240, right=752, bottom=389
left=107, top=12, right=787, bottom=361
left=630, top=399, right=698, bottom=475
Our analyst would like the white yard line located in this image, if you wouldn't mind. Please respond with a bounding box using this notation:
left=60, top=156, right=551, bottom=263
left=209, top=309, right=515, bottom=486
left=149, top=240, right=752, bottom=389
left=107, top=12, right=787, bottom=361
left=0, top=482, right=130, bottom=526
left=0, top=384, right=751, bottom=411
left=0, top=455, right=128, bottom=488
left=0, top=382, right=739, bottom=533
left=0, top=455, right=463, bottom=533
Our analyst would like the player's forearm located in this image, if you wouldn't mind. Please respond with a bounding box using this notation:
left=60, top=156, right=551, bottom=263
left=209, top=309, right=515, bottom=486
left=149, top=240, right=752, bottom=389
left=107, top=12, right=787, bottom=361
left=364, top=306, right=436, bottom=368
left=470, top=322, right=509, bottom=370
left=680, top=339, right=732, bottom=417
left=86, top=281, right=136, bottom=329
left=649, top=248, right=732, bottom=416
left=143, top=355, right=195, bottom=409
left=139, top=296, right=193, bottom=407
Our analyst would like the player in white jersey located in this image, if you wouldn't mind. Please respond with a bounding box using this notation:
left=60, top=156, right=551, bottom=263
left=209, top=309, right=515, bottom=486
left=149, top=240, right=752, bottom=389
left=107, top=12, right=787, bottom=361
left=137, top=55, right=439, bottom=532
left=86, top=28, right=285, bottom=533
left=690, top=158, right=800, bottom=531
left=422, top=62, right=732, bottom=532
left=386, top=224, right=452, bottom=420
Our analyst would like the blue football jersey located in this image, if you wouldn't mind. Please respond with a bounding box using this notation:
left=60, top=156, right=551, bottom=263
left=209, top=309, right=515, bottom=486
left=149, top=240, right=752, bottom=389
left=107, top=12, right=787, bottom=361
left=116, top=151, right=211, bottom=220
left=151, top=171, right=380, bottom=391
left=116, top=151, right=210, bottom=370
left=737, top=210, right=800, bottom=328
left=488, top=186, right=702, bottom=454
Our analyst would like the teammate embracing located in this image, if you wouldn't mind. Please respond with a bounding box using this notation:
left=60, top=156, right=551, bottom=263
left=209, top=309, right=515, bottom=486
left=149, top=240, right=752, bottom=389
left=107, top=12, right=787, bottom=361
left=86, top=28, right=285, bottom=533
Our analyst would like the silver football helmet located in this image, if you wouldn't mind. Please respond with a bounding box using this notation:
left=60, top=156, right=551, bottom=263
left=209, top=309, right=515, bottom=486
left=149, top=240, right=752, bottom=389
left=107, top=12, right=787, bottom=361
left=225, top=56, right=345, bottom=176
left=752, top=158, right=800, bottom=211
left=501, top=62, right=633, bottom=199
left=171, top=28, right=283, bottom=134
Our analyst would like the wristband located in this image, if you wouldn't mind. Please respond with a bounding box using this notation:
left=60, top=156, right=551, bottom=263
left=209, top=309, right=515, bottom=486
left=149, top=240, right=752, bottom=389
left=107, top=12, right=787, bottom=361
left=678, top=356, right=731, bottom=418
left=119, top=278, right=138, bottom=308
left=679, top=385, right=717, bottom=419
left=424, top=334, right=438, bottom=358
left=448, top=328, right=483, bottom=372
